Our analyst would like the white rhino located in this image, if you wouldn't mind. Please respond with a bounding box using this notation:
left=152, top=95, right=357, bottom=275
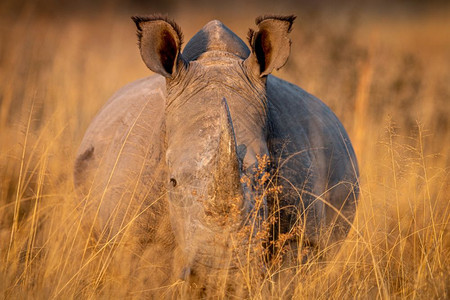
left=74, top=14, right=359, bottom=288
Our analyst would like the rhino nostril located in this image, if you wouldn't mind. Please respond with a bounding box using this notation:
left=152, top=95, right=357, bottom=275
left=170, top=178, right=177, bottom=187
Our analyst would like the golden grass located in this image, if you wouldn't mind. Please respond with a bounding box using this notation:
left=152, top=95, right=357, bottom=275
left=1, top=2, right=449, bottom=298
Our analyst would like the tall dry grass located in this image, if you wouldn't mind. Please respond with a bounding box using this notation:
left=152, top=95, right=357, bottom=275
left=1, top=1, right=449, bottom=298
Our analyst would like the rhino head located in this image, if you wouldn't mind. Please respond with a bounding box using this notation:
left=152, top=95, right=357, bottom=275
left=132, top=15, right=295, bottom=279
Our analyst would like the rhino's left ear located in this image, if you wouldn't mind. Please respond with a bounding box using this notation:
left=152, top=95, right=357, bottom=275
left=132, top=15, right=186, bottom=78
left=245, top=15, right=296, bottom=77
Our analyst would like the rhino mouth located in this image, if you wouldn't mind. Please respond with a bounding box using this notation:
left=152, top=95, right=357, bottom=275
left=183, top=232, right=262, bottom=272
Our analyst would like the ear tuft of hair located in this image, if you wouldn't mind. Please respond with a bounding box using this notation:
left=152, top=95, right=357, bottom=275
left=255, top=15, right=296, bottom=32
left=131, top=14, right=184, bottom=48
left=247, top=28, right=255, bottom=45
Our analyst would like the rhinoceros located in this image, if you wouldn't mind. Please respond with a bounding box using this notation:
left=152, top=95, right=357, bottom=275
left=74, top=14, right=358, bottom=287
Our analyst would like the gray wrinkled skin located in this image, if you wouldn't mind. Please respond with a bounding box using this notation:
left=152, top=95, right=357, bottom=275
left=74, top=15, right=359, bottom=289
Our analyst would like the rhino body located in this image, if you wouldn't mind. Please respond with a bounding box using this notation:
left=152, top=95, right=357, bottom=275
left=75, top=15, right=358, bottom=290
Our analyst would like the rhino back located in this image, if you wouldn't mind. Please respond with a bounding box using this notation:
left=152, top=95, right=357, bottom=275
left=266, top=75, right=359, bottom=242
left=74, top=75, right=170, bottom=242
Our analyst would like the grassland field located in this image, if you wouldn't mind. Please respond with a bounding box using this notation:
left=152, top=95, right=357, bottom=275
left=0, top=0, right=449, bottom=298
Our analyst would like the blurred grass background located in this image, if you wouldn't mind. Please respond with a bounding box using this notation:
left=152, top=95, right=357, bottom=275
left=0, top=0, right=449, bottom=298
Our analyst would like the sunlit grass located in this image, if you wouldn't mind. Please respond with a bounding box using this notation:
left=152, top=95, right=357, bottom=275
left=1, top=3, right=449, bottom=299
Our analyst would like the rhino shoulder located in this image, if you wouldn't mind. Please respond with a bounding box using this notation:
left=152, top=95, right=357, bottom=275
left=266, top=74, right=358, bottom=192
left=266, top=75, right=352, bottom=150
left=266, top=75, right=338, bottom=125
left=74, top=75, right=166, bottom=190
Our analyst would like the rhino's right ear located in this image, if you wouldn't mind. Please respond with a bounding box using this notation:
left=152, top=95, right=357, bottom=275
left=245, top=15, right=296, bottom=77
left=132, top=15, right=185, bottom=78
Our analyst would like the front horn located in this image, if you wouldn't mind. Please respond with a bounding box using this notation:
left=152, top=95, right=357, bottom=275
left=213, top=98, right=243, bottom=211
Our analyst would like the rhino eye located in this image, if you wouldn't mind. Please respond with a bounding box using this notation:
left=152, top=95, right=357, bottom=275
left=170, top=178, right=177, bottom=187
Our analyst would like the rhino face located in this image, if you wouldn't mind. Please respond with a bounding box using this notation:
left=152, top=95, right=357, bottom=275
left=165, top=96, right=244, bottom=274
left=132, top=15, right=294, bottom=276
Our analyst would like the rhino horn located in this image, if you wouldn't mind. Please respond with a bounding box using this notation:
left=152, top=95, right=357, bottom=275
left=219, top=98, right=239, bottom=165
left=214, top=98, right=243, bottom=207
